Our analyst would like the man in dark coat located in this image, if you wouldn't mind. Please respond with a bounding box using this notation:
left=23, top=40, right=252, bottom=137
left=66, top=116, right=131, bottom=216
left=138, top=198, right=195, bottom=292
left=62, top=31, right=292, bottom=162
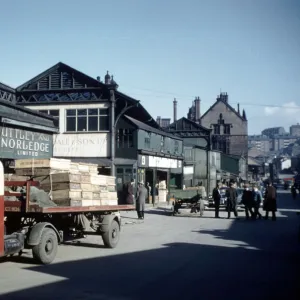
left=242, top=183, right=255, bottom=220
left=263, top=181, right=277, bottom=221
left=136, top=181, right=147, bottom=219
left=125, top=179, right=134, bottom=205
left=252, top=185, right=262, bottom=219
left=212, top=182, right=222, bottom=218
left=291, top=185, right=297, bottom=200
left=225, top=182, right=239, bottom=219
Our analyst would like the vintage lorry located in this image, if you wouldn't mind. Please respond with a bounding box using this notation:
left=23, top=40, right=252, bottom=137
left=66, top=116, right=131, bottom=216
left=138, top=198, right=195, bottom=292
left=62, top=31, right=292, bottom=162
left=0, top=161, right=135, bottom=265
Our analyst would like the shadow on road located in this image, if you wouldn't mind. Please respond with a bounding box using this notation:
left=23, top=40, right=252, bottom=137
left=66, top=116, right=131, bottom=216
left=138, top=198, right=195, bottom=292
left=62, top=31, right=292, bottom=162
left=0, top=192, right=299, bottom=300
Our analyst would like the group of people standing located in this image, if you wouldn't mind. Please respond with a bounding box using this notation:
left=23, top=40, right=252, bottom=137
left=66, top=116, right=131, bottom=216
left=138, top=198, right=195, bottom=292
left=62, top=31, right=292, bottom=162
left=212, top=181, right=277, bottom=221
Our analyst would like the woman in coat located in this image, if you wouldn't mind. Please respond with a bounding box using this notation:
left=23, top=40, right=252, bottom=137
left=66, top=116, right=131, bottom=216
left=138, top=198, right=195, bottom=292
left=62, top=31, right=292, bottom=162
left=263, top=181, right=277, bottom=221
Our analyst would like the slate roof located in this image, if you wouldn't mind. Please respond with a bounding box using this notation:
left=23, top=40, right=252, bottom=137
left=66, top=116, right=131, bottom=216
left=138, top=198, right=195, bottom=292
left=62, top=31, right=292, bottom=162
left=125, top=115, right=182, bottom=140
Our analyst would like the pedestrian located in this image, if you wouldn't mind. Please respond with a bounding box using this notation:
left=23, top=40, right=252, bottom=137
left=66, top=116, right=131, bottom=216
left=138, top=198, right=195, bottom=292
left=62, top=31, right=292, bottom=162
left=196, top=189, right=205, bottom=217
left=291, top=184, right=297, bottom=200
left=225, top=181, right=239, bottom=219
left=263, top=181, right=277, bottom=221
left=241, top=183, right=255, bottom=220
left=136, top=181, right=147, bottom=219
left=212, top=182, right=222, bottom=218
left=125, top=178, right=134, bottom=205
left=252, top=185, right=262, bottom=219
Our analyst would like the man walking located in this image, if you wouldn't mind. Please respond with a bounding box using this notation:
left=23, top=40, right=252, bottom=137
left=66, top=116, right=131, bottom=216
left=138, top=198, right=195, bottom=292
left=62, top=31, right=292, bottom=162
left=225, top=181, right=239, bottom=219
left=136, top=181, right=147, bottom=219
left=242, top=183, right=255, bottom=220
left=263, top=181, right=277, bottom=221
left=252, top=185, right=262, bottom=219
left=212, top=182, right=222, bottom=218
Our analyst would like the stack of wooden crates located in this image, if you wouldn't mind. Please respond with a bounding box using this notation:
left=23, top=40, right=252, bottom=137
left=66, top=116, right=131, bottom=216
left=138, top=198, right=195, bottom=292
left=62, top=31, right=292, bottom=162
left=14, top=158, right=118, bottom=207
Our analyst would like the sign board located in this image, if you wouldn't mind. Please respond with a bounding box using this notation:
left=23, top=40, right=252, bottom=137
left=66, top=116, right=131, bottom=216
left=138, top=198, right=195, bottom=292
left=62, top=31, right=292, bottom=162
left=183, top=166, right=194, bottom=175
left=53, top=133, right=109, bottom=157
left=149, top=156, right=179, bottom=169
left=0, top=126, right=53, bottom=159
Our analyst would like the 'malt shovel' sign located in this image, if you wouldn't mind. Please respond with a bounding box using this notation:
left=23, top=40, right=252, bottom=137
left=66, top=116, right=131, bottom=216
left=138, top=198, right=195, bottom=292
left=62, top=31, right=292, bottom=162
left=0, top=126, right=53, bottom=159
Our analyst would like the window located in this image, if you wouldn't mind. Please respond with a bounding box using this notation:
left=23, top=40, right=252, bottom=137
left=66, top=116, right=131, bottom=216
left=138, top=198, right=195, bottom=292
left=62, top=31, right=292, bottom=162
left=214, top=125, right=220, bottom=134
left=174, top=141, right=179, bottom=153
left=224, top=124, right=231, bottom=134
left=66, top=108, right=109, bottom=132
left=144, top=137, right=150, bottom=148
left=184, top=149, right=193, bottom=160
left=161, top=136, right=165, bottom=150
left=116, top=128, right=134, bottom=148
left=39, top=109, right=59, bottom=118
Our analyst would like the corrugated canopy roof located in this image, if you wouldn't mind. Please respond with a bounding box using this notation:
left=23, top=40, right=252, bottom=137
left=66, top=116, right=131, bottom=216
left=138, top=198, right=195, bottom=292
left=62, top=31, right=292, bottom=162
left=125, top=115, right=182, bottom=140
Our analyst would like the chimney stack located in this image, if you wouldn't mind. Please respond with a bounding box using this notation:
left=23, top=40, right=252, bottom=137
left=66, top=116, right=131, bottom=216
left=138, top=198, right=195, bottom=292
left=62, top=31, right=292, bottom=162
left=173, top=98, right=177, bottom=122
left=96, top=76, right=101, bottom=82
left=237, top=103, right=240, bottom=114
left=194, top=96, right=201, bottom=123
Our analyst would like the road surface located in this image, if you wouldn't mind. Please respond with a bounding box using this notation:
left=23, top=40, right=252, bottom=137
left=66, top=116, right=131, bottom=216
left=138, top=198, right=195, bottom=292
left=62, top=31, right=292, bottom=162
left=0, top=190, right=299, bottom=300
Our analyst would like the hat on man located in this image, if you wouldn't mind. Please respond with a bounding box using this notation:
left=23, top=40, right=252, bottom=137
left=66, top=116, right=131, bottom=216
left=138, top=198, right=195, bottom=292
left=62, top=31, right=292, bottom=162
left=139, top=181, right=144, bottom=185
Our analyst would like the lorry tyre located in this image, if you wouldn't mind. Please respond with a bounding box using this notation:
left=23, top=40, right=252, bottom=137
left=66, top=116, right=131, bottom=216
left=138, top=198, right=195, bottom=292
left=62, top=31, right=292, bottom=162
left=32, top=228, right=58, bottom=264
left=102, top=220, right=120, bottom=248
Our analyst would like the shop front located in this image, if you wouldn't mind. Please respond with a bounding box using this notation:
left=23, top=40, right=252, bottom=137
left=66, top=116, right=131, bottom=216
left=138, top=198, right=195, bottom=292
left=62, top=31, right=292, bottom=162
left=137, top=154, right=183, bottom=204
left=0, top=99, right=57, bottom=172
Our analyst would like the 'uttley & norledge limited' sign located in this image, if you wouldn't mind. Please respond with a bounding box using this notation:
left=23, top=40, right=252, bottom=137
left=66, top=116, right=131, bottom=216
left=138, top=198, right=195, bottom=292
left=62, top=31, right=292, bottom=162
left=0, top=126, right=53, bottom=159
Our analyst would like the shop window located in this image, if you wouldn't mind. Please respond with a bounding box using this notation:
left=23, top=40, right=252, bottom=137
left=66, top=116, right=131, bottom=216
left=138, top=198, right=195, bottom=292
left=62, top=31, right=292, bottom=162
left=116, top=168, right=124, bottom=174
left=116, top=129, right=134, bottom=148
left=66, top=108, right=109, bottom=132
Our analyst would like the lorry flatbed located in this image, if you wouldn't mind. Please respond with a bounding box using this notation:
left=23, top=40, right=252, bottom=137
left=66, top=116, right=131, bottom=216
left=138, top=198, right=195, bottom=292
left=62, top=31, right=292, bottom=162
left=4, top=201, right=135, bottom=213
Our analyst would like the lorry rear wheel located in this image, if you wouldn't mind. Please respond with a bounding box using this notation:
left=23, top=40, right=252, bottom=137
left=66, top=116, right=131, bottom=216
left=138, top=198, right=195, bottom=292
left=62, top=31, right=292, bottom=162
left=102, top=220, right=120, bottom=248
left=32, top=228, right=58, bottom=264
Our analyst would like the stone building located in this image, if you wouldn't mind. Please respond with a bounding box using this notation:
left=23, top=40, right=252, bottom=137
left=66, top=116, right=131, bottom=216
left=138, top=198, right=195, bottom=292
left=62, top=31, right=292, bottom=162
left=290, top=124, right=300, bottom=137
left=200, top=92, right=248, bottom=157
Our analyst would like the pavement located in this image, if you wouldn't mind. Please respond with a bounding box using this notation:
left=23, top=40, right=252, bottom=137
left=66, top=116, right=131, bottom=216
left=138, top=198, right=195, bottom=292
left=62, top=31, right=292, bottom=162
left=0, top=190, right=300, bottom=300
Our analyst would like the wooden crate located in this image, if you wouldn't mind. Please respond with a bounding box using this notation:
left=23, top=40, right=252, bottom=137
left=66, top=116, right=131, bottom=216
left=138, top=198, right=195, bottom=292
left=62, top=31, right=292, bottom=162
left=82, top=191, right=93, bottom=200
left=15, top=168, right=65, bottom=176
left=81, top=199, right=94, bottom=206
left=107, top=185, right=116, bottom=192
left=91, top=185, right=101, bottom=192
left=90, top=175, right=106, bottom=185
left=80, top=175, right=91, bottom=183
left=51, top=190, right=82, bottom=200
left=52, top=199, right=82, bottom=207
left=81, top=183, right=92, bottom=191
left=15, top=158, right=71, bottom=170
left=92, top=199, right=101, bottom=206
left=106, top=176, right=116, bottom=186
left=92, top=191, right=109, bottom=199
left=107, top=192, right=118, bottom=200
left=40, top=182, right=81, bottom=192
left=101, top=199, right=118, bottom=206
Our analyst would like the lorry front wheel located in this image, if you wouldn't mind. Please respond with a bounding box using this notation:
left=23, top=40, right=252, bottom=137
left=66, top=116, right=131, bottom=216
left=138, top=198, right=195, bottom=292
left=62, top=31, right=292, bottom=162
left=32, top=228, right=58, bottom=264
left=102, top=220, right=120, bottom=248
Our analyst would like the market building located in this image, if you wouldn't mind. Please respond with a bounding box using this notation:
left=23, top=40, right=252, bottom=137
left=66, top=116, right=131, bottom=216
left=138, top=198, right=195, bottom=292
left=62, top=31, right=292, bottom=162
left=14, top=62, right=183, bottom=204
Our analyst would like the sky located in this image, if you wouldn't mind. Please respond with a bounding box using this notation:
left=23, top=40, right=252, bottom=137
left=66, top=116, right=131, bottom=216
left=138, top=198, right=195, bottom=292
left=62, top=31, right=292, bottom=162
left=0, top=0, right=299, bottom=135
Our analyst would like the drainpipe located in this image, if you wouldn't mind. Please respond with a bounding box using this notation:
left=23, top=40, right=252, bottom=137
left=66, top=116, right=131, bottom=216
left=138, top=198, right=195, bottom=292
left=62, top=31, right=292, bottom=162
left=110, top=90, right=116, bottom=177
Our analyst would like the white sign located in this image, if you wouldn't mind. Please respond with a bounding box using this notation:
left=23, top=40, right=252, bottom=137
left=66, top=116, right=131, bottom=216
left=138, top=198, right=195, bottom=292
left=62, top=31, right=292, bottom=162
left=183, top=166, right=194, bottom=175
left=149, top=156, right=180, bottom=169
left=53, top=133, right=109, bottom=157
